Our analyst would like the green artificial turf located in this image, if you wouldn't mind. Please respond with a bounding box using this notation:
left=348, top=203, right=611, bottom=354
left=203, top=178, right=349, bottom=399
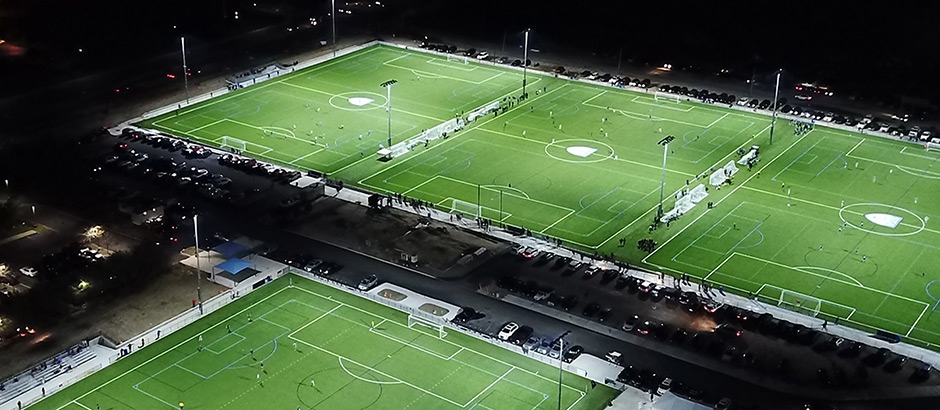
left=138, top=43, right=940, bottom=348
left=37, top=275, right=616, bottom=410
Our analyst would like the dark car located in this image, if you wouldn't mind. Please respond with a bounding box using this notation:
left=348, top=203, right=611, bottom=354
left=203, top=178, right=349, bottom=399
left=885, top=356, right=907, bottom=372
left=839, top=341, right=864, bottom=358
left=622, top=314, right=641, bottom=332
left=453, top=307, right=485, bottom=324
left=561, top=295, right=578, bottom=311
left=636, top=320, right=661, bottom=336
left=509, top=325, right=534, bottom=345
left=563, top=345, right=583, bottom=363
left=600, top=269, right=618, bottom=284
left=597, top=307, right=613, bottom=322
left=714, top=323, right=743, bottom=339
left=317, top=262, right=343, bottom=276
left=864, top=347, right=890, bottom=366
left=582, top=303, right=601, bottom=317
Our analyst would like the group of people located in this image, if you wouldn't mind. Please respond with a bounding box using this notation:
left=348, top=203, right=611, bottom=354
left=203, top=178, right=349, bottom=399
left=791, top=119, right=814, bottom=136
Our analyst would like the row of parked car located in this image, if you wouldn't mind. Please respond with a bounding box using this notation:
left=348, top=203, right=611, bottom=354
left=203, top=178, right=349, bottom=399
left=218, top=154, right=302, bottom=184
left=495, top=321, right=584, bottom=363
left=653, top=84, right=938, bottom=143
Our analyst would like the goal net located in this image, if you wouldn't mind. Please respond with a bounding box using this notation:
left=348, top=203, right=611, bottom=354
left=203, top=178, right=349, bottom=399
left=220, top=136, right=247, bottom=152
left=709, top=161, right=739, bottom=187
left=654, top=92, right=681, bottom=104
left=688, top=184, right=708, bottom=203
left=408, top=314, right=447, bottom=339
left=925, top=141, right=940, bottom=152
left=757, top=284, right=857, bottom=322
left=447, top=54, right=469, bottom=65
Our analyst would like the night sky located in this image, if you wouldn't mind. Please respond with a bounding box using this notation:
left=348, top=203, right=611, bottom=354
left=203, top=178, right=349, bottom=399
left=1, top=1, right=938, bottom=112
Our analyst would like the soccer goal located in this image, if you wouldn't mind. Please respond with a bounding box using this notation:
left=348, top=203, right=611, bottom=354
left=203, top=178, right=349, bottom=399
left=408, top=314, right=447, bottom=339
left=447, top=54, right=469, bottom=65
left=220, top=136, right=247, bottom=152
left=758, top=284, right=857, bottom=321
left=654, top=92, right=681, bottom=104
left=925, top=141, right=940, bottom=152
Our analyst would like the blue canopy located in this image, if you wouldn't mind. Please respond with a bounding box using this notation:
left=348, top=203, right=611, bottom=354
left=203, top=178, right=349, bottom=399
left=212, top=241, right=247, bottom=258
left=215, top=258, right=252, bottom=274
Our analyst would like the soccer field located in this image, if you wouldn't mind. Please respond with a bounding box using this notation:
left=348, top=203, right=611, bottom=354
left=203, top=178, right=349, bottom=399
left=138, top=43, right=940, bottom=348
left=38, top=275, right=615, bottom=410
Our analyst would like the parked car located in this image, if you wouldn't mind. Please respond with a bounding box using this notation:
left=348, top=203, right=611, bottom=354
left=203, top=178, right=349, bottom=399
left=622, top=314, right=641, bottom=332
left=357, top=274, right=378, bottom=291
left=497, top=322, right=519, bottom=341
left=523, top=336, right=541, bottom=351
left=563, top=345, right=583, bottom=363
left=605, top=350, right=622, bottom=364
left=509, top=326, right=534, bottom=345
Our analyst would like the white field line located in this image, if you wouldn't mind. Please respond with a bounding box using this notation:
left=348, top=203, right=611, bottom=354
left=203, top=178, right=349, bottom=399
left=56, top=286, right=295, bottom=410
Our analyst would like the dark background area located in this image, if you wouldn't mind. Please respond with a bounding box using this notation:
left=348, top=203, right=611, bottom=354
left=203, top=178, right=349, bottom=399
left=2, top=1, right=939, bottom=116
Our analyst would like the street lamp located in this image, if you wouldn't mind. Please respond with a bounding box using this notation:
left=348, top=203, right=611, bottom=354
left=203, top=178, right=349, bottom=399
left=380, top=80, right=398, bottom=148
left=552, top=330, right=571, bottom=410
left=522, top=29, right=530, bottom=97
left=769, top=69, right=782, bottom=145
left=657, top=136, right=675, bottom=219
left=193, top=214, right=203, bottom=314
left=181, top=37, right=189, bottom=104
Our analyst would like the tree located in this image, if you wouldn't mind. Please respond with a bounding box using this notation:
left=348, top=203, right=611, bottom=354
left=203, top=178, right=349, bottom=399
left=637, top=238, right=657, bottom=254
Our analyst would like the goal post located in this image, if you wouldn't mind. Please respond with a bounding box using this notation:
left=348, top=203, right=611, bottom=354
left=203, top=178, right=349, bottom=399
left=408, top=314, right=447, bottom=339
left=446, top=54, right=469, bottom=65
left=654, top=92, right=681, bottom=104
left=220, top=136, right=247, bottom=152
left=757, top=284, right=856, bottom=321
left=925, top=141, right=940, bottom=152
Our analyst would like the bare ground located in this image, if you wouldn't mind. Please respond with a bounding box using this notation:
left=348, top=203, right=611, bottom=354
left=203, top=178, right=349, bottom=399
left=0, top=263, right=224, bottom=379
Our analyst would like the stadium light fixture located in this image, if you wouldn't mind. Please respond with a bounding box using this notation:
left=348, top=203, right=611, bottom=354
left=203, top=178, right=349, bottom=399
left=194, top=214, right=203, bottom=314
left=657, top=136, right=675, bottom=219
left=553, top=330, right=571, bottom=410
left=381, top=80, right=398, bottom=148
left=769, top=69, right=782, bottom=145
left=522, top=29, right=530, bottom=97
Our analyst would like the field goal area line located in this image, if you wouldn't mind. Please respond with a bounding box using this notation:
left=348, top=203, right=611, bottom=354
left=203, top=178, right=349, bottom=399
left=703, top=251, right=930, bottom=336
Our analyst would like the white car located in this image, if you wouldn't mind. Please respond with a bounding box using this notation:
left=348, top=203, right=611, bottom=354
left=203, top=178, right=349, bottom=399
left=357, top=274, right=378, bottom=291
left=476, top=51, right=489, bottom=60
left=605, top=350, right=622, bottom=364
left=794, top=94, right=812, bottom=101
left=497, top=322, right=519, bottom=341
left=20, top=266, right=38, bottom=277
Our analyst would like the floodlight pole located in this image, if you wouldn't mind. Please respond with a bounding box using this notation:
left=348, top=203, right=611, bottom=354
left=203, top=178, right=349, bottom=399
left=522, top=29, right=530, bottom=97
left=769, top=69, right=782, bottom=145
left=181, top=37, right=190, bottom=104
left=193, top=214, right=203, bottom=314
left=554, top=330, right=571, bottom=410
left=657, top=136, right=675, bottom=219
left=381, top=80, right=397, bottom=148
left=331, top=0, right=337, bottom=57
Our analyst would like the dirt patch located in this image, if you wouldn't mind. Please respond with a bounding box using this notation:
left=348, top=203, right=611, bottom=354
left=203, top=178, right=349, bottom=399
left=376, top=288, right=407, bottom=302
left=418, top=303, right=451, bottom=317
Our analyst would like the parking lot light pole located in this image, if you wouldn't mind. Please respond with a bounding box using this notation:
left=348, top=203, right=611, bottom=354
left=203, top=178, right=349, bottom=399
left=181, top=37, right=189, bottom=104
left=553, top=330, right=571, bottom=410
left=331, top=0, right=337, bottom=57
left=769, top=69, right=782, bottom=145
left=381, top=80, right=398, bottom=148
left=657, top=136, right=675, bottom=219
left=194, top=214, right=203, bottom=314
